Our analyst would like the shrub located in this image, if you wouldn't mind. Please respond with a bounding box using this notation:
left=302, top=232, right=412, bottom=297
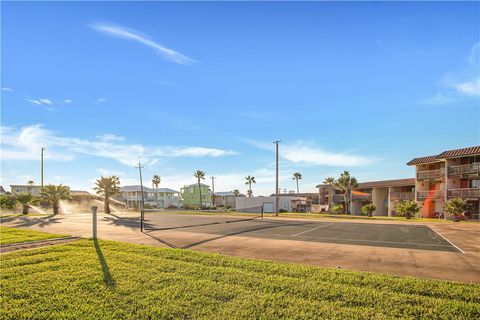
left=279, top=209, right=288, bottom=213
left=361, top=203, right=376, bottom=217
left=444, top=198, right=466, bottom=221
left=0, top=195, right=17, bottom=209
left=332, top=204, right=344, bottom=214
left=396, top=200, right=420, bottom=219
left=166, top=205, right=178, bottom=209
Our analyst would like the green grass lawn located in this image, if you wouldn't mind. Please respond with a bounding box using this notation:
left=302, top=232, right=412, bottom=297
left=0, top=226, right=67, bottom=245
left=1, top=238, right=478, bottom=319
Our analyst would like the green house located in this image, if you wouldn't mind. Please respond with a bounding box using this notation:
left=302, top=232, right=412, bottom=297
left=180, top=183, right=212, bottom=208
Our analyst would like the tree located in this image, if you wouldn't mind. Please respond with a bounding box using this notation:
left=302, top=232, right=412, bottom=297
left=152, top=175, right=161, bottom=207
left=396, top=200, right=420, bottom=219
left=193, top=170, right=206, bottom=208
left=245, top=176, right=256, bottom=197
left=233, top=189, right=240, bottom=197
left=14, top=192, right=39, bottom=215
left=292, top=172, right=302, bottom=195
left=41, top=185, right=71, bottom=215
left=361, top=203, right=376, bottom=217
left=94, top=176, right=120, bottom=214
left=0, top=195, right=17, bottom=210
left=335, top=171, right=358, bottom=214
left=444, top=198, right=466, bottom=221
left=323, top=177, right=336, bottom=212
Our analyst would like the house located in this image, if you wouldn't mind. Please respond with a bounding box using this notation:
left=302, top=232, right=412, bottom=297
left=10, top=184, right=71, bottom=197
left=0, top=186, right=6, bottom=195
left=214, top=191, right=245, bottom=208
left=407, top=146, right=480, bottom=219
left=180, top=183, right=212, bottom=208
left=114, top=185, right=180, bottom=208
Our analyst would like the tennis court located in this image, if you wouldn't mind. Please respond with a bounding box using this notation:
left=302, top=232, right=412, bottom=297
left=143, top=213, right=461, bottom=252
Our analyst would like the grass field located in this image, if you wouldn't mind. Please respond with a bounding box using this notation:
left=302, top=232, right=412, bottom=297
left=0, top=226, right=67, bottom=245
left=1, top=237, right=479, bottom=319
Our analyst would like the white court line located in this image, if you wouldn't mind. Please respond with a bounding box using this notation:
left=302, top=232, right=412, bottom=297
left=428, top=226, right=465, bottom=254
left=291, top=223, right=334, bottom=237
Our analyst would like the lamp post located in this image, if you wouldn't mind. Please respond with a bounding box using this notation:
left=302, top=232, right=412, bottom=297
left=273, top=140, right=281, bottom=216
left=136, top=162, right=145, bottom=232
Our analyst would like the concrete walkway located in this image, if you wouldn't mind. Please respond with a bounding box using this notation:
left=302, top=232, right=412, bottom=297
left=1, top=212, right=479, bottom=283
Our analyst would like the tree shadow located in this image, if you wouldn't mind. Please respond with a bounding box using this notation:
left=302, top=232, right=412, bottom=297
left=93, top=239, right=116, bottom=289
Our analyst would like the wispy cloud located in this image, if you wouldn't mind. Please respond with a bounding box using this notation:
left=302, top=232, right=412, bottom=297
left=26, top=98, right=52, bottom=106
left=421, top=43, right=480, bottom=103
left=1, top=124, right=236, bottom=166
left=1, top=87, right=13, bottom=92
left=90, top=22, right=196, bottom=65
left=97, top=98, right=108, bottom=103
left=62, top=99, right=72, bottom=104
left=246, top=139, right=372, bottom=167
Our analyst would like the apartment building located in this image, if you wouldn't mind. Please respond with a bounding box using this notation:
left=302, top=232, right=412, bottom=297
left=115, top=185, right=180, bottom=208
left=180, top=183, right=213, bottom=208
left=407, top=146, right=480, bottom=219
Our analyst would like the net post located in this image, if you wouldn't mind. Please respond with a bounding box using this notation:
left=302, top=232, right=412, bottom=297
left=261, top=205, right=264, bottom=219
left=91, top=206, right=97, bottom=239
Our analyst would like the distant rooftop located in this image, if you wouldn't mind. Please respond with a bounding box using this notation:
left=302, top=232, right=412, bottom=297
left=214, top=191, right=245, bottom=197
left=316, top=178, right=415, bottom=189
left=119, top=185, right=178, bottom=193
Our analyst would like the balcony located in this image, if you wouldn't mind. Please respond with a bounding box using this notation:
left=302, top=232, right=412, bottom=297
left=417, top=190, right=444, bottom=200
left=417, top=169, right=443, bottom=181
left=332, top=193, right=372, bottom=202
left=390, top=191, right=415, bottom=201
left=447, top=188, right=480, bottom=199
left=448, top=163, right=480, bottom=177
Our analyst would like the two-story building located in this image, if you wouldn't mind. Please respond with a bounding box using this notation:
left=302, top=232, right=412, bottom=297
left=214, top=191, right=245, bottom=209
left=115, top=185, right=180, bottom=208
left=180, top=183, right=213, bottom=208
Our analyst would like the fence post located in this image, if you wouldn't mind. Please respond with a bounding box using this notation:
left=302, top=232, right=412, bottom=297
left=91, top=206, right=97, bottom=239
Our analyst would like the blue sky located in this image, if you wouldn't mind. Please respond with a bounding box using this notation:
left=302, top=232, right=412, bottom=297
left=1, top=1, right=479, bottom=195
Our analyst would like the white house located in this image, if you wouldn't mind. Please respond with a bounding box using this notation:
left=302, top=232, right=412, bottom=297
left=236, top=196, right=306, bottom=213
left=115, top=185, right=180, bottom=209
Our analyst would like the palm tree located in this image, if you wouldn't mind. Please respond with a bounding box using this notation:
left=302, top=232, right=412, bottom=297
left=396, top=200, right=420, bottom=219
left=245, top=176, right=256, bottom=197
left=15, top=192, right=38, bottom=214
left=233, top=189, right=240, bottom=197
left=335, top=171, right=358, bottom=214
left=323, top=177, right=336, bottom=212
left=444, top=198, right=466, bottom=221
left=292, top=172, right=302, bottom=195
left=193, top=170, right=206, bottom=208
left=40, top=185, right=71, bottom=214
left=94, top=176, right=120, bottom=214
left=152, top=175, right=161, bottom=208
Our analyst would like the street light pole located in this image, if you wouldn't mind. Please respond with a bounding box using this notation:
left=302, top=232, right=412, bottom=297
left=211, top=176, right=217, bottom=208
left=136, top=162, right=146, bottom=232
left=273, top=140, right=281, bottom=216
left=41, top=147, right=45, bottom=188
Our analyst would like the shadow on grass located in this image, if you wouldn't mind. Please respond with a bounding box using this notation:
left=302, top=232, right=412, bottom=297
left=93, top=239, right=116, bottom=289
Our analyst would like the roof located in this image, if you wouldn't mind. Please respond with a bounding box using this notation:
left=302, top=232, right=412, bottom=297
left=119, top=185, right=178, bottom=193
left=271, top=192, right=319, bottom=197
left=407, top=146, right=480, bottom=165
left=357, top=178, right=415, bottom=189
left=0, top=186, right=5, bottom=193
left=214, top=191, right=245, bottom=197
left=436, top=146, right=480, bottom=159
left=184, top=183, right=210, bottom=188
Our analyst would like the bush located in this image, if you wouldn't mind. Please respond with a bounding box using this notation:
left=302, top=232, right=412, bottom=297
left=361, top=203, right=376, bottom=217
left=279, top=209, right=288, bottom=213
left=0, top=195, right=17, bottom=209
left=166, top=205, right=178, bottom=209
left=396, top=200, right=420, bottom=219
left=332, top=204, right=344, bottom=214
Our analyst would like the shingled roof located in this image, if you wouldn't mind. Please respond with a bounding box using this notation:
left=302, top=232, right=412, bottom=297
left=357, top=178, right=415, bottom=189
left=407, top=146, right=480, bottom=165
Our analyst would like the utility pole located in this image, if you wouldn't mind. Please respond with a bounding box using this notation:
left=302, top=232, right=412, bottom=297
left=211, top=176, right=217, bottom=208
left=273, top=140, right=281, bottom=216
left=41, top=147, right=45, bottom=188
left=135, top=162, right=146, bottom=232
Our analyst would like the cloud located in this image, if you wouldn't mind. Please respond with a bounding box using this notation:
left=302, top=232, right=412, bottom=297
left=1, top=124, right=236, bottom=167
left=97, top=98, right=108, bottom=103
left=26, top=98, right=53, bottom=106
left=90, top=23, right=196, bottom=65
left=63, top=99, right=72, bottom=104
left=420, top=93, right=453, bottom=105
left=247, top=140, right=372, bottom=167
left=1, top=87, right=13, bottom=92
left=454, top=78, right=480, bottom=97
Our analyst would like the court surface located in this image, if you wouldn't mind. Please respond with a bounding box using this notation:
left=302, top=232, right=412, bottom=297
left=144, top=214, right=461, bottom=252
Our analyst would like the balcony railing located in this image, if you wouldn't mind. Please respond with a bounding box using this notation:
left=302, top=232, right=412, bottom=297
left=448, top=163, right=480, bottom=176
left=417, top=169, right=443, bottom=181
left=417, top=190, right=444, bottom=200
left=447, top=188, right=480, bottom=199
left=390, top=191, right=415, bottom=200
left=332, top=193, right=371, bottom=202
